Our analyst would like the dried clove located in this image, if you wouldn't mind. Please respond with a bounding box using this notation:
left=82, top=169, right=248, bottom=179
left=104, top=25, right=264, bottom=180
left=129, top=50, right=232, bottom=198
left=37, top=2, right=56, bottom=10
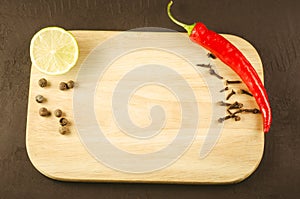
left=218, top=115, right=232, bottom=123
left=239, top=89, right=253, bottom=97
left=220, top=87, right=229, bottom=92
left=232, top=109, right=243, bottom=116
left=242, top=108, right=260, bottom=114
left=196, top=63, right=212, bottom=68
left=218, top=114, right=240, bottom=123
left=209, top=68, right=223, bottom=79
left=226, top=80, right=242, bottom=85
left=218, top=101, right=231, bottom=106
left=226, top=89, right=236, bottom=100
left=227, top=109, right=233, bottom=115
left=207, top=53, right=216, bottom=59
left=228, top=101, right=243, bottom=109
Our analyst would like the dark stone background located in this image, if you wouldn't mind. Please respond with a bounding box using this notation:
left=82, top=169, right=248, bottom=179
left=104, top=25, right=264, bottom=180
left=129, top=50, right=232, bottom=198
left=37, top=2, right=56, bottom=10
left=0, top=0, right=299, bottom=198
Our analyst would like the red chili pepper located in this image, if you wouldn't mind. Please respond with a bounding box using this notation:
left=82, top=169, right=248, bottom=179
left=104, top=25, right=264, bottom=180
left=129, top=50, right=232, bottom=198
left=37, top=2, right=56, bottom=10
left=167, top=1, right=272, bottom=133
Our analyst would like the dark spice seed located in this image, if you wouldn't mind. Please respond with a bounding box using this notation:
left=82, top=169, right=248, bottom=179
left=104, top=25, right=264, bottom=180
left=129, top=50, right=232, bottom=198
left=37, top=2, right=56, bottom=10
left=39, top=107, right=50, bottom=117
left=59, top=82, right=68, bottom=90
left=38, top=78, right=47, bottom=87
left=35, top=95, right=44, bottom=103
left=67, top=80, right=75, bottom=89
left=59, top=118, right=68, bottom=126
left=54, top=109, right=63, bottom=117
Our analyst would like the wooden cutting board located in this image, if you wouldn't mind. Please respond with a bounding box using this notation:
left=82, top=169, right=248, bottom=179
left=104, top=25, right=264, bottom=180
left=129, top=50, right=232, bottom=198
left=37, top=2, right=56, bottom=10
left=26, top=30, right=264, bottom=184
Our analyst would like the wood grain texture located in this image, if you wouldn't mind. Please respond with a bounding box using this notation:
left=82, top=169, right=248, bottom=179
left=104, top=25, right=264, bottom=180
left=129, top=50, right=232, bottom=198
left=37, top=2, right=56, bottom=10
left=26, top=31, right=264, bottom=184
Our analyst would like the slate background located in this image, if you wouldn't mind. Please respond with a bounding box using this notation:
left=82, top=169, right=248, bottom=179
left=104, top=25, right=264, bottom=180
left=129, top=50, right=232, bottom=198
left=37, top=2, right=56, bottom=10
left=0, top=0, right=299, bottom=198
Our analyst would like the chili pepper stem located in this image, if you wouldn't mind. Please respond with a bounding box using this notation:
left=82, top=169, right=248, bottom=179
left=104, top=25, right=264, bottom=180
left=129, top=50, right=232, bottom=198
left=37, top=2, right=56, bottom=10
left=167, top=1, right=195, bottom=36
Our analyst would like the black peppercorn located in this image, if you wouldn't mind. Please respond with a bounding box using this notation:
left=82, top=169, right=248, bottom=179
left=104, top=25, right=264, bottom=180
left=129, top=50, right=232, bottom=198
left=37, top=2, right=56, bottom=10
left=67, top=80, right=75, bottom=89
left=38, top=78, right=47, bottom=87
left=35, top=95, right=44, bottom=103
left=39, top=107, right=50, bottom=117
left=59, top=118, right=68, bottom=126
left=59, top=82, right=68, bottom=90
left=54, top=109, right=62, bottom=117
left=59, top=126, right=69, bottom=135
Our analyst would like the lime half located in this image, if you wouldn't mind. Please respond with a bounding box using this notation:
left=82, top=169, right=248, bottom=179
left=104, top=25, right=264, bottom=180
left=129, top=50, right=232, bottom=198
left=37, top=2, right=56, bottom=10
left=30, top=27, right=79, bottom=75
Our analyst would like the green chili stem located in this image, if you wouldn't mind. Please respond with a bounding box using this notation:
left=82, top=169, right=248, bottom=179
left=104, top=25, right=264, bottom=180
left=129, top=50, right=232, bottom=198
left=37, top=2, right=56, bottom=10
left=167, top=1, right=195, bottom=36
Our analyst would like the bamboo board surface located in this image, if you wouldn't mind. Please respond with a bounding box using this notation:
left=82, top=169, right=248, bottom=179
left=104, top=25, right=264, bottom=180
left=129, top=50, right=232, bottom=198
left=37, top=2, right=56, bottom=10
left=26, top=30, right=264, bottom=184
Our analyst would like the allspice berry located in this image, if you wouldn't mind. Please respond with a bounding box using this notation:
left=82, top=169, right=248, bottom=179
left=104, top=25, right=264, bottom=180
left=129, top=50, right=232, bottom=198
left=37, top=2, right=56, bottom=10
left=59, top=118, right=68, bottom=126
left=35, top=95, right=44, bottom=103
left=59, top=126, right=69, bottom=135
left=38, top=78, right=47, bottom=87
left=67, top=80, right=75, bottom=89
left=59, top=82, right=68, bottom=90
left=39, top=107, right=50, bottom=117
left=54, top=109, right=62, bottom=117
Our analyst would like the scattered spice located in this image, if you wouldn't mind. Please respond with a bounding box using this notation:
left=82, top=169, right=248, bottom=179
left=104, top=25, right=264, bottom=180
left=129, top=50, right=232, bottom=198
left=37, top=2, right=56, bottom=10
left=59, top=82, right=68, bottom=90
left=228, top=101, right=243, bottom=109
left=59, top=118, right=68, bottom=126
left=239, top=89, right=253, bottom=97
left=209, top=68, right=223, bottom=79
left=217, top=101, right=231, bottom=106
left=196, top=63, right=212, bottom=68
left=54, top=109, right=63, bottom=117
left=232, top=109, right=243, bottom=116
left=220, top=86, right=229, bottom=92
left=39, top=107, right=50, bottom=117
left=35, top=95, right=45, bottom=103
left=38, top=78, right=47, bottom=87
left=59, top=126, right=69, bottom=135
left=207, top=53, right=216, bottom=59
left=226, top=89, right=236, bottom=100
left=218, top=114, right=240, bottom=123
left=226, top=80, right=242, bottom=85
left=218, top=115, right=231, bottom=123
left=67, top=80, right=75, bottom=89
left=243, top=108, right=260, bottom=114
left=167, top=1, right=271, bottom=132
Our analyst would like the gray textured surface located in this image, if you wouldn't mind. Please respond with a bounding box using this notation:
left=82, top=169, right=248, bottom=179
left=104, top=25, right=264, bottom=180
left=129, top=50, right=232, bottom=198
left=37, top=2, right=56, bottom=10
left=0, top=0, right=299, bottom=198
